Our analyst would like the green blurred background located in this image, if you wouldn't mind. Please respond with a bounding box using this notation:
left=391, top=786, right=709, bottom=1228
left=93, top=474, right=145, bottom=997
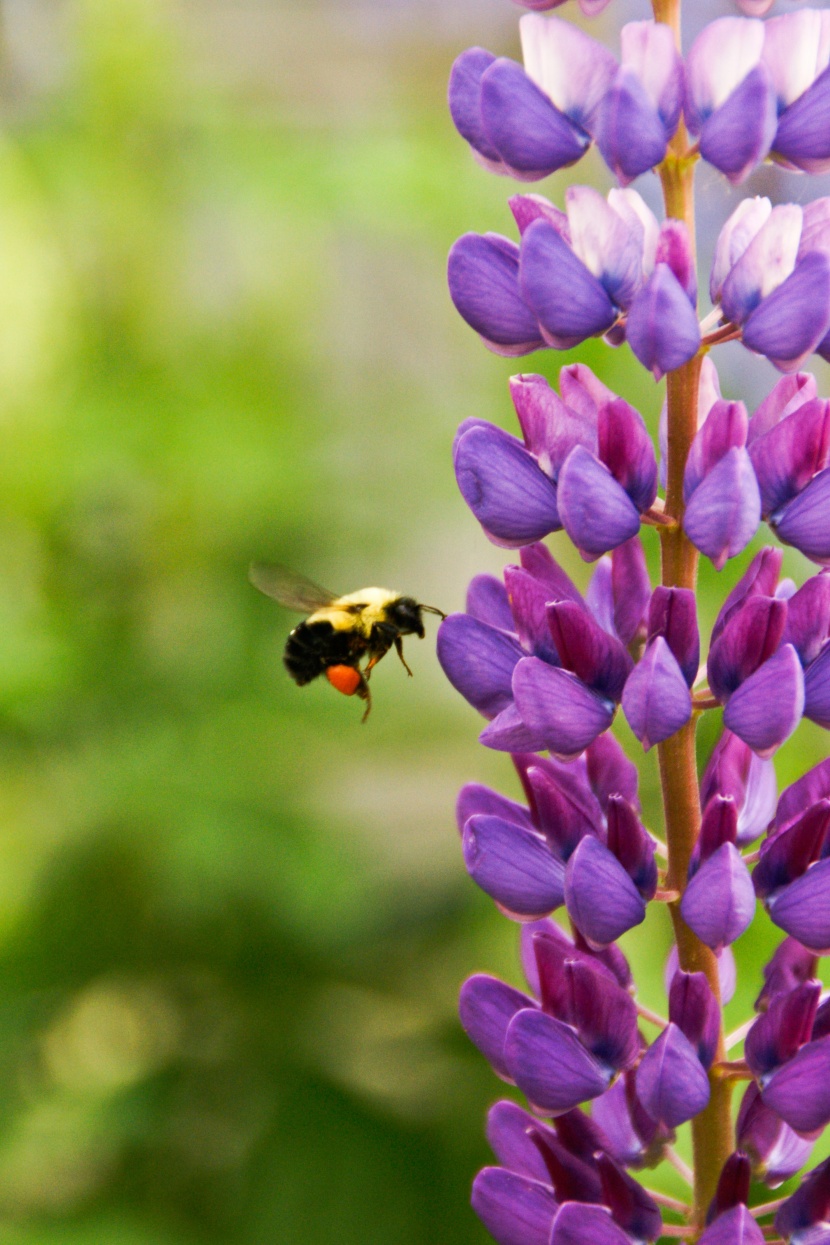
left=0, top=1, right=828, bottom=1241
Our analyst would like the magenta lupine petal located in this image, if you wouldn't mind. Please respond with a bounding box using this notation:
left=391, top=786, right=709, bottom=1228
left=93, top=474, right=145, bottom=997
left=753, top=802, right=830, bottom=901
left=559, top=360, right=618, bottom=422
left=774, top=469, right=830, bottom=564
left=519, top=15, right=618, bottom=135
left=456, top=784, right=530, bottom=835
left=459, top=974, right=536, bottom=1080
left=455, top=423, right=560, bottom=547
left=504, top=1008, right=613, bottom=1112
left=510, top=373, right=597, bottom=477
left=762, top=1038, right=830, bottom=1133
left=611, top=537, right=650, bottom=646
left=437, top=613, right=524, bottom=718
left=471, top=1167, right=558, bottom=1245
left=782, top=575, right=830, bottom=667
left=463, top=815, right=565, bottom=917
left=504, top=566, right=561, bottom=663
left=478, top=58, right=590, bottom=180
left=519, top=540, right=584, bottom=606
left=626, top=265, right=701, bottom=379
left=520, top=220, right=618, bottom=350
left=694, top=796, right=739, bottom=870
left=636, top=1023, right=711, bottom=1128
left=748, top=371, right=818, bottom=444
left=666, top=945, right=737, bottom=1006
left=511, top=658, right=615, bottom=760
left=656, top=218, right=696, bottom=305
left=448, top=233, right=544, bottom=355
left=748, top=398, right=830, bottom=517
left=510, top=193, right=570, bottom=238
left=529, top=1126, right=603, bottom=1203
left=701, top=730, right=777, bottom=847
left=596, top=1152, right=663, bottom=1242
left=723, top=644, right=804, bottom=758
left=595, top=70, right=668, bottom=185
left=707, top=1154, right=751, bottom=1223
left=598, top=399, right=658, bottom=514
left=698, top=1205, right=765, bottom=1245
left=766, top=858, right=830, bottom=953
left=466, top=574, right=514, bottom=632
left=486, top=1101, right=558, bottom=1182
left=756, top=938, right=819, bottom=1011
left=546, top=600, right=631, bottom=702
left=743, top=253, right=830, bottom=373
left=707, top=596, right=788, bottom=703
left=712, top=547, right=783, bottom=644
left=622, top=636, right=692, bottom=751
left=606, top=795, right=657, bottom=899
left=680, top=842, right=755, bottom=951
left=746, top=982, right=821, bottom=1081
left=670, top=972, right=720, bottom=1071
left=524, top=758, right=603, bottom=856
left=530, top=949, right=639, bottom=1071
left=737, top=1081, right=814, bottom=1187
left=776, top=757, right=830, bottom=832
left=684, top=400, right=750, bottom=502
left=648, top=587, right=700, bottom=688
left=699, top=65, right=777, bottom=184
left=564, top=835, right=646, bottom=948
left=683, top=448, right=761, bottom=570
left=557, top=446, right=642, bottom=557
left=586, top=732, right=639, bottom=812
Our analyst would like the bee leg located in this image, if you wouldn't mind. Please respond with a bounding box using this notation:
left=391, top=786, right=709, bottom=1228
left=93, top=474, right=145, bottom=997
left=359, top=677, right=372, bottom=722
left=394, top=636, right=413, bottom=677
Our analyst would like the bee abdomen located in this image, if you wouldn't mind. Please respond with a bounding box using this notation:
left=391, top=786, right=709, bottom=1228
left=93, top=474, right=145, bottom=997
left=283, top=620, right=357, bottom=686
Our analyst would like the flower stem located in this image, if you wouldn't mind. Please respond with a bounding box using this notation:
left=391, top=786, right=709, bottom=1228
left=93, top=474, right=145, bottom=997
left=653, top=0, right=735, bottom=1224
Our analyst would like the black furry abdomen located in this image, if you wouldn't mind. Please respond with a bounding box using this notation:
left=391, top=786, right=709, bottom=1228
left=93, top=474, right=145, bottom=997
left=283, top=620, right=362, bottom=685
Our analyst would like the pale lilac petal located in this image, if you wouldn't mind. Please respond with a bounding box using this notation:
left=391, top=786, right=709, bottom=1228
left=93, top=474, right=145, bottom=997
left=557, top=446, right=642, bottom=557
left=685, top=17, right=766, bottom=129
left=463, top=815, right=565, bottom=916
left=636, top=1023, right=711, bottom=1128
left=564, top=835, right=646, bottom=947
left=520, top=15, right=618, bottom=133
left=472, top=1167, right=558, bottom=1245
left=505, top=1008, right=612, bottom=1111
left=437, top=613, right=525, bottom=718
left=448, top=233, right=544, bottom=355
left=622, top=637, right=692, bottom=750
left=748, top=372, right=817, bottom=444
left=711, top=197, right=772, bottom=306
left=720, top=204, right=802, bottom=325
left=566, top=186, right=644, bottom=309
left=680, top=842, right=756, bottom=951
left=683, top=447, right=761, bottom=570
left=459, top=974, right=536, bottom=1079
left=512, top=656, right=615, bottom=759
left=762, top=11, right=830, bottom=109
left=723, top=645, right=804, bottom=758
left=620, top=20, right=683, bottom=134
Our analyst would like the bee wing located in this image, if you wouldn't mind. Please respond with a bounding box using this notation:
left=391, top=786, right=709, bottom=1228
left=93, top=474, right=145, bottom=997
left=248, top=563, right=339, bottom=611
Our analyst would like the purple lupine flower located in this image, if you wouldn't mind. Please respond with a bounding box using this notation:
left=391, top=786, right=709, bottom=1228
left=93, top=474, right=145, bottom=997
left=471, top=1167, right=558, bottom=1245
left=710, top=198, right=830, bottom=373
left=744, top=981, right=830, bottom=1133
left=736, top=1082, right=814, bottom=1187
left=510, top=0, right=613, bottom=13
left=753, top=777, right=830, bottom=953
left=763, top=10, right=830, bottom=175
left=700, top=729, right=777, bottom=846
left=775, top=1156, right=830, bottom=1243
left=680, top=795, right=755, bottom=950
left=625, top=220, right=701, bottom=378
left=685, top=18, right=777, bottom=184
left=594, top=22, right=683, bottom=185
left=622, top=587, right=698, bottom=748
left=682, top=397, right=761, bottom=568
left=448, top=46, right=591, bottom=182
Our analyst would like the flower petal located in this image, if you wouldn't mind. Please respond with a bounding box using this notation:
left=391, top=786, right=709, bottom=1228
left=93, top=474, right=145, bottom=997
left=774, top=468, right=830, bottom=564
left=683, top=447, right=761, bottom=570
left=459, top=974, right=537, bottom=1080
left=448, top=232, right=544, bottom=354
left=512, top=656, right=615, bottom=759
left=723, top=644, right=804, bottom=758
left=626, top=265, right=701, bottom=378
left=437, top=613, right=525, bottom=717
left=636, top=1023, right=711, bottom=1128
left=762, top=1038, right=830, bottom=1133
left=480, top=58, right=590, bottom=179
left=565, top=834, right=646, bottom=947
left=680, top=842, right=756, bottom=951
left=463, top=815, right=565, bottom=916
left=557, top=446, right=642, bottom=557
left=455, top=423, right=560, bottom=546
left=505, top=1007, right=613, bottom=1112
left=742, top=253, right=830, bottom=373
left=520, top=220, right=617, bottom=350
left=766, top=858, right=830, bottom=953
left=472, top=1167, right=558, bottom=1245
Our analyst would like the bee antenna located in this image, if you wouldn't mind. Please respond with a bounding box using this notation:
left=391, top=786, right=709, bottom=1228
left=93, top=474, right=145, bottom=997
left=420, top=604, right=447, bottom=620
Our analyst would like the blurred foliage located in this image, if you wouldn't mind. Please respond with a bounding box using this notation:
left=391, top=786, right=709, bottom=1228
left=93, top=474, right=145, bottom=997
left=0, top=1, right=826, bottom=1242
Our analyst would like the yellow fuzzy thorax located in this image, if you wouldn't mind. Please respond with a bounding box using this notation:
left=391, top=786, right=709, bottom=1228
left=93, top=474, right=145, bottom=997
left=306, top=587, right=400, bottom=638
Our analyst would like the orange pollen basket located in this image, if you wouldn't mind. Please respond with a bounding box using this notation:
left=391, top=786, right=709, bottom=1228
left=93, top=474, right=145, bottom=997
left=326, top=665, right=362, bottom=696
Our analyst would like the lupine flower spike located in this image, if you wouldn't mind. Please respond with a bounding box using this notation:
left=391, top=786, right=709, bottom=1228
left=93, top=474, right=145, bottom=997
left=441, top=0, right=830, bottom=1243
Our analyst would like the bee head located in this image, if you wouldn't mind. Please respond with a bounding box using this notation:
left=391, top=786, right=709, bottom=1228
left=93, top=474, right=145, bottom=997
left=388, top=596, right=426, bottom=637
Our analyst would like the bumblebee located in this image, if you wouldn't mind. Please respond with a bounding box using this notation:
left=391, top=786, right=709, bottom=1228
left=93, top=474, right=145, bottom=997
left=249, top=563, right=445, bottom=719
